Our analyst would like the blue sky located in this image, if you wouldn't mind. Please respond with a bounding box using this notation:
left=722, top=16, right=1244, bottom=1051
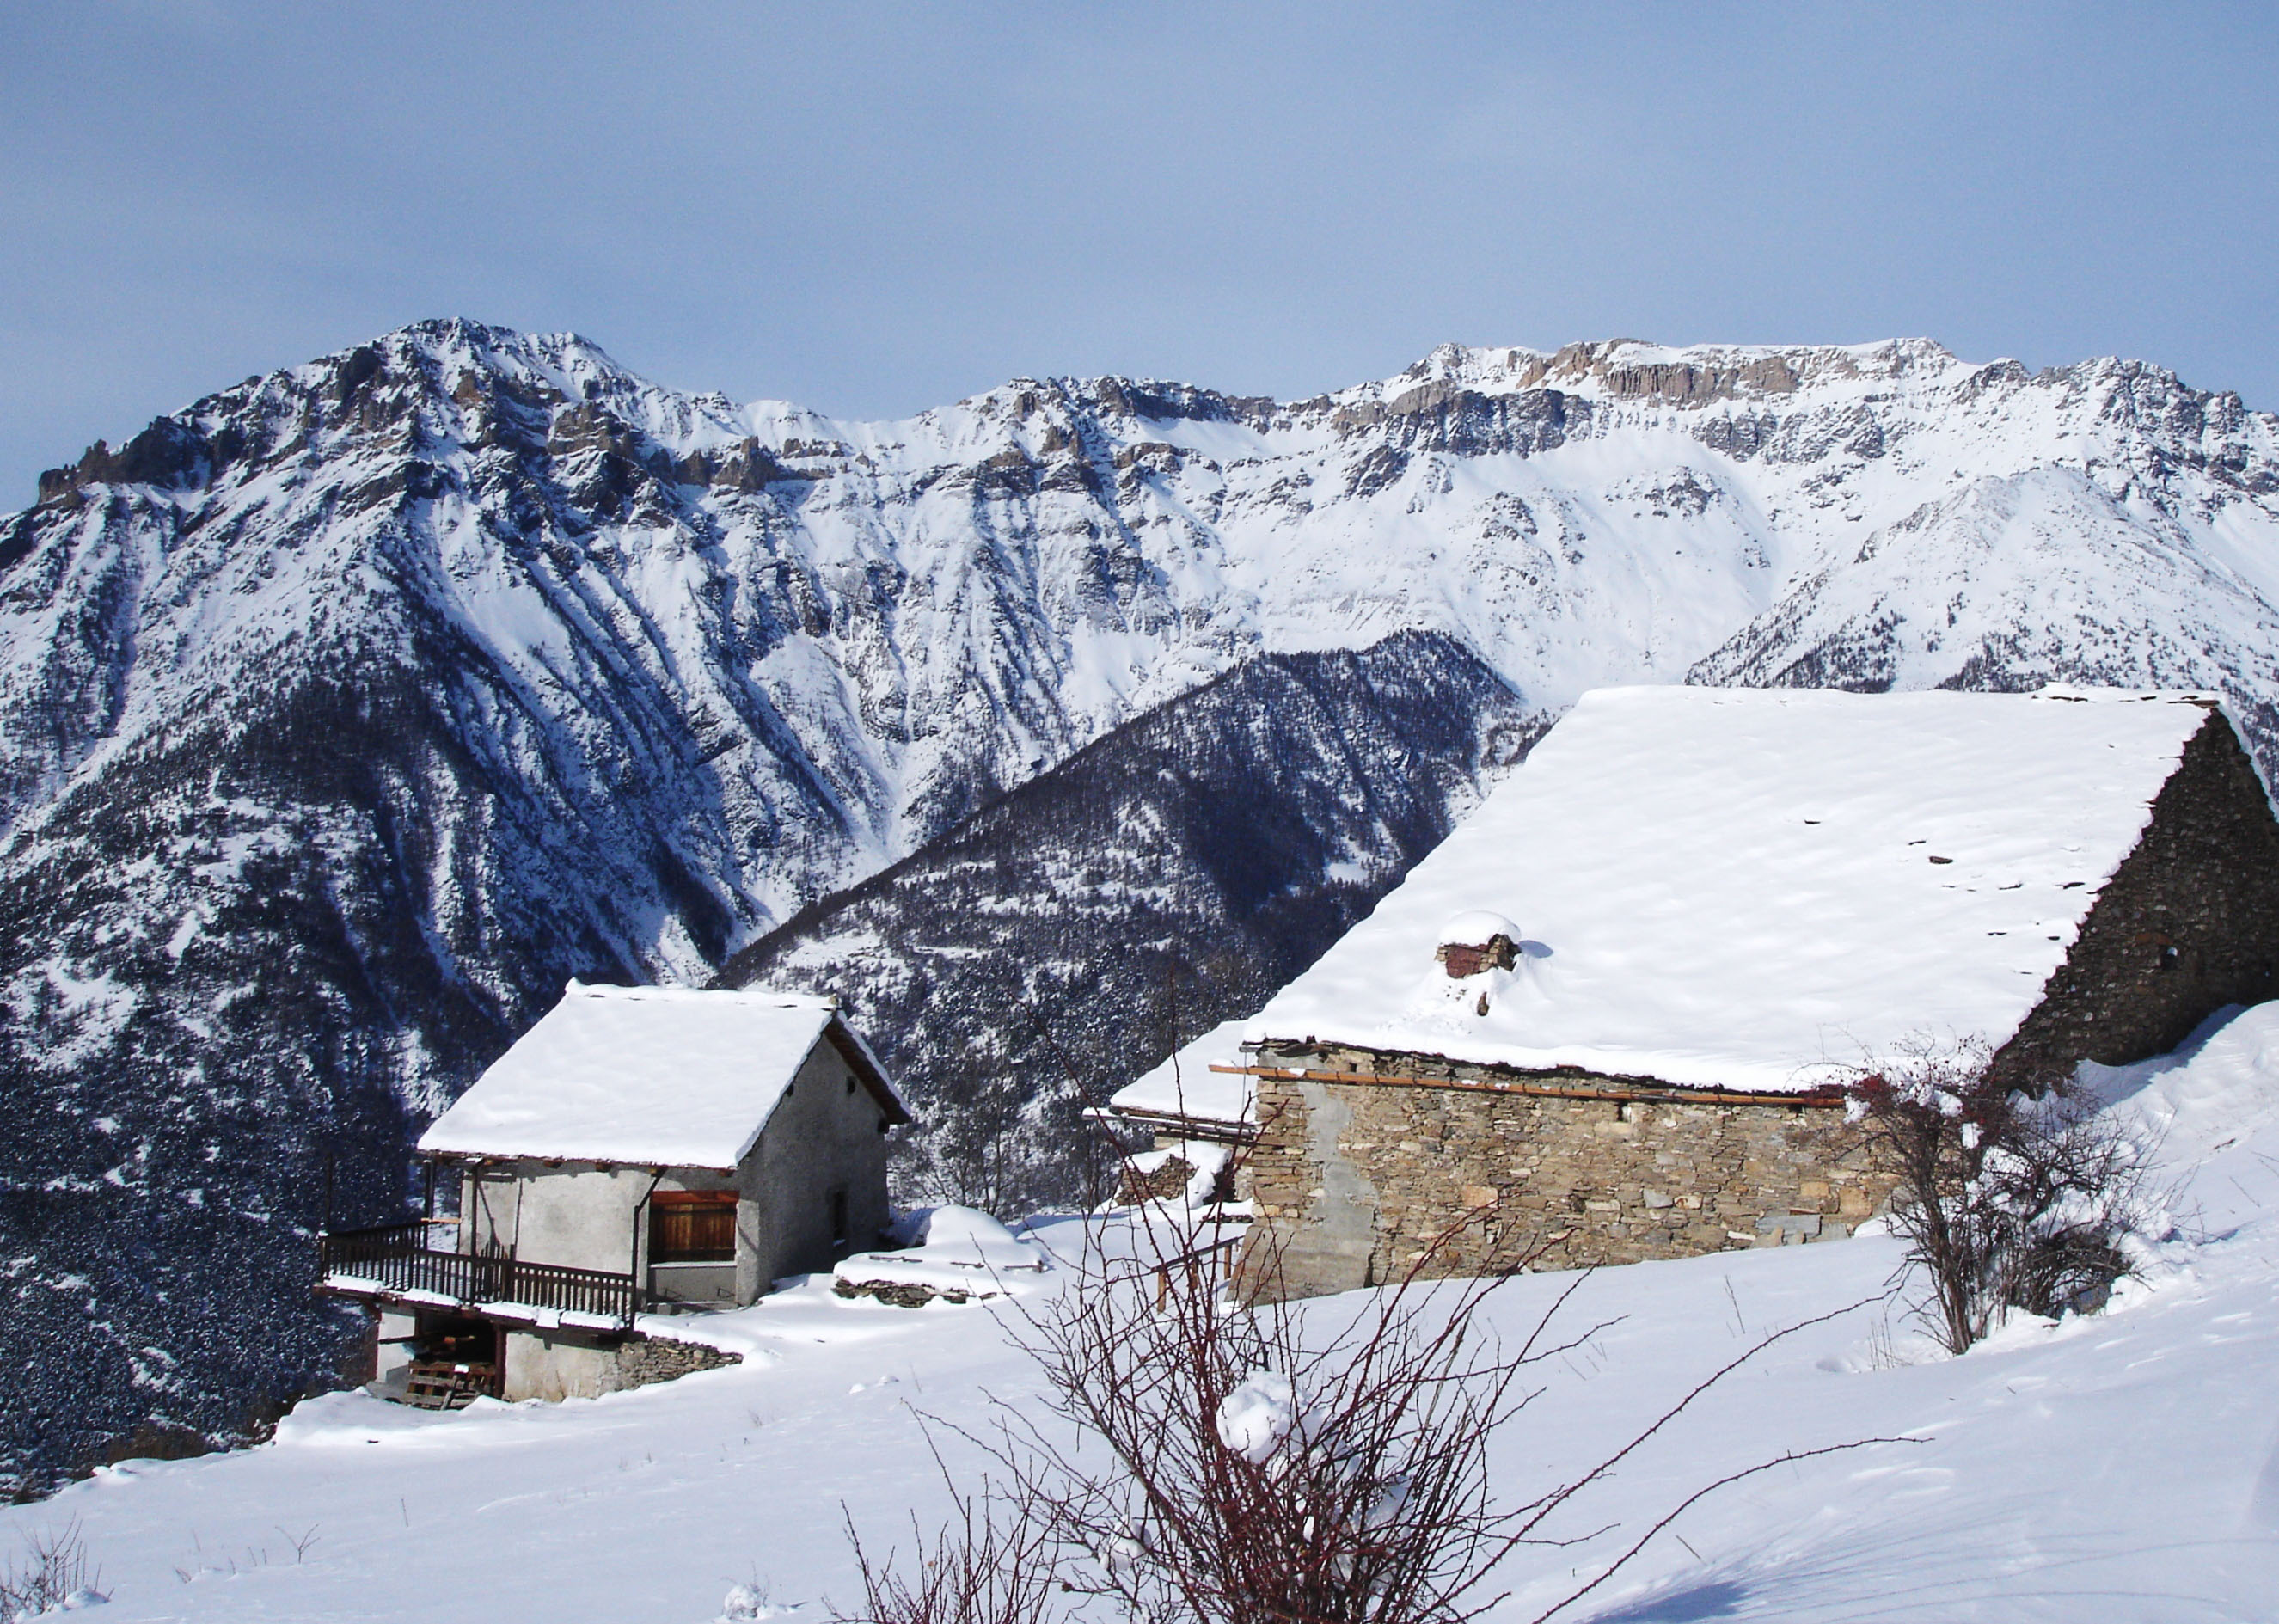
left=3, top=2, right=2274, bottom=499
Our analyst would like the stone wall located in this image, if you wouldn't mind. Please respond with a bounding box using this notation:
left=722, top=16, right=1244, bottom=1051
left=1118, top=1154, right=1200, bottom=1205
left=1994, top=708, right=2279, bottom=1092
left=616, top=1333, right=741, bottom=1390
left=1239, top=1045, right=1899, bottom=1302
left=500, top=1327, right=742, bottom=1400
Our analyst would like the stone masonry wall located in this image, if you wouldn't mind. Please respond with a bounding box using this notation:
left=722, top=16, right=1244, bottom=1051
left=616, top=1333, right=742, bottom=1390
left=1240, top=1045, right=1899, bottom=1302
left=1237, top=706, right=2279, bottom=1304
left=1993, top=708, right=2279, bottom=1092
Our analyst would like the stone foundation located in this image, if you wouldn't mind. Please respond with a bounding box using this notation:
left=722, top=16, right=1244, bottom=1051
left=615, top=1333, right=742, bottom=1389
left=502, top=1327, right=741, bottom=1400
left=1239, top=1046, right=1899, bottom=1302
left=833, top=1278, right=996, bottom=1308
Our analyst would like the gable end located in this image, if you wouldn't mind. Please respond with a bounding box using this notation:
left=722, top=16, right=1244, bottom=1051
left=1994, top=707, right=2279, bottom=1091
left=824, top=1020, right=914, bottom=1125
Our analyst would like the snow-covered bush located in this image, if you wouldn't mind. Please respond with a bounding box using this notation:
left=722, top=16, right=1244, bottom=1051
left=1004, top=1235, right=1623, bottom=1624
left=1843, top=1036, right=2152, bottom=1354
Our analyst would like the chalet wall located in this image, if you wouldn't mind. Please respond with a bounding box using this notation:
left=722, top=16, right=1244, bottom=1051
left=738, top=1034, right=895, bottom=1292
left=1994, top=709, right=2279, bottom=1091
left=1239, top=1044, right=1898, bottom=1302
left=468, top=1164, right=732, bottom=1280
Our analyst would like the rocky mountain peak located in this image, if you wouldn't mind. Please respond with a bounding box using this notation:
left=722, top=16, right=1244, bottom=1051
left=1384, top=335, right=1970, bottom=408
left=3, top=319, right=2279, bottom=1493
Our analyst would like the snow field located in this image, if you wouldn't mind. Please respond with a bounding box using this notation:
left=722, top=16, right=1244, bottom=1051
left=8, top=1007, right=2279, bottom=1621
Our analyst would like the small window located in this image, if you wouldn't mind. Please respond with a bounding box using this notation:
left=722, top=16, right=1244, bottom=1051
left=846, top=1074, right=857, bottom=1095
left=651, top=1191, right=738, bottom=1263
left=829, top=1188, right=849, bottom=1251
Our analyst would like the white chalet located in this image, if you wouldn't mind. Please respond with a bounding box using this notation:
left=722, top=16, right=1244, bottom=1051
left=320, top=983, right=911, bottom=1404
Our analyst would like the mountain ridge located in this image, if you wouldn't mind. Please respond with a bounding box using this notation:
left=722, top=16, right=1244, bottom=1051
left=715, top=629, right=1541, bottom=1212
left=3, top=316, right=2277, bottom=1492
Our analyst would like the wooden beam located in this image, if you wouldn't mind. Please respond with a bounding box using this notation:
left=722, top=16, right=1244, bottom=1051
left=1210, top=1063, right=1844, bottom=1110
left=1101, top=1107, right=1259, bottom=1145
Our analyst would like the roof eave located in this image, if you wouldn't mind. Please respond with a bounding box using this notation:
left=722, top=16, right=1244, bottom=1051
left=1100, top=1104, right=1259, bottom=1143
left=824, top=1017, right=916, bottom=1125
left=413, top=1146, right=740, bottom=1174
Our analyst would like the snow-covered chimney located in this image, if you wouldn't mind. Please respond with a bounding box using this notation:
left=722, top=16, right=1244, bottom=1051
left=1436, top=910, right=1520, bottom=978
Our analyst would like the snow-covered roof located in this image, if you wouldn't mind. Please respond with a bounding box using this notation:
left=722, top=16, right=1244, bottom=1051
left=419, top=982, right=910, bottom=1168
left=1247, top=685, right=2223, bottom=1094
left=1109, top=1015, right=1257, bottom=1130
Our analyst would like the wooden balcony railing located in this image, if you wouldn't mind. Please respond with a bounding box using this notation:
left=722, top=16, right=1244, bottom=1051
left=1153, top=1230, right=1245, bottom=1309
left=320, top=1221, right=640, bottom=1325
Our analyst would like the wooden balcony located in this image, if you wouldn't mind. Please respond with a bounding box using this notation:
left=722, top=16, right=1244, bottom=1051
left=320, top=1221, right=640, bottom=1327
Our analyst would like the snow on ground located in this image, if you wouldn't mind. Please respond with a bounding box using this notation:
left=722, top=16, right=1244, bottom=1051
left=10, top=1009, right=2279, bottom=1621
left=830, top=1206, right=1055, bottom=1302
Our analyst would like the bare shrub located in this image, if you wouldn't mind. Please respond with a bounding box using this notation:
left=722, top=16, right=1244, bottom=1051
left=839, top=1474, right=1073, bottom=1624
left=841, top=1202, right=1892, bottom=1624
left=0, top=1517, right=101, bottom=1618
left=1020, top=1230, right=1583, bottom=1624
left=1842, top=1035, right=2152, bottom=1354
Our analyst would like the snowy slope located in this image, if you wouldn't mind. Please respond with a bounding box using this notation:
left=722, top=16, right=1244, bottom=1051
left=4, top=321, right=2278, bottom=1490
left=8, top=1002, right=2277, bottom=1623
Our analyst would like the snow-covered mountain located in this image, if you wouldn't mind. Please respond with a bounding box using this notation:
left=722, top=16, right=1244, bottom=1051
left=720, top=632, right=1541, bottom=1214
left=3, top=319, right=2276, bottom=1491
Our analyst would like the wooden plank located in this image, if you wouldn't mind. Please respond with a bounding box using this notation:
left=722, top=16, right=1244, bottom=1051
left=1099, top=1107, right=1257, bottom=1144
left=401, top=1359, right=500, bottom=1411
left=1210, top=1063, right=1844, bottom=1110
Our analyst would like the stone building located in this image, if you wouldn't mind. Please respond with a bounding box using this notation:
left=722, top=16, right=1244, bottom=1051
left=1106, top=1015, right=1258, bottom=1204
left=321, top=983, right=910, bottom=1402
left=1233, top=685, right=2279, bottom=1302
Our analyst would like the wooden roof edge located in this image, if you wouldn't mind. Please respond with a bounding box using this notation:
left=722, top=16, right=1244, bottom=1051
left=823, top=1018, right=916, bottom=1125
left=414, top=1149, right=737, bottom=1174
left=1217, top=1062, right=1847, bottom=1109
left=1096, top=1104, right=1259, bottom=1144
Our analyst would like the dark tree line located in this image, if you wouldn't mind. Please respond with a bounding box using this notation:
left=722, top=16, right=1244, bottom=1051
left=720, top=632, right=1545, bottom=1216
